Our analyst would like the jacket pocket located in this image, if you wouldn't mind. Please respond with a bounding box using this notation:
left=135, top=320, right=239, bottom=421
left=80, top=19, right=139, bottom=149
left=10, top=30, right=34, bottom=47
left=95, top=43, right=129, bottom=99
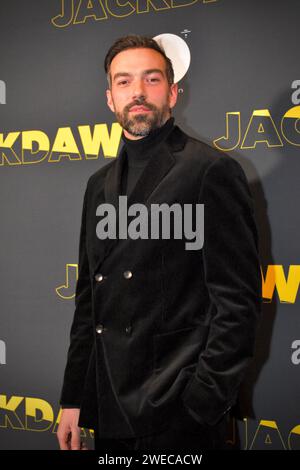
left=153, top=323, right=209, bottom=375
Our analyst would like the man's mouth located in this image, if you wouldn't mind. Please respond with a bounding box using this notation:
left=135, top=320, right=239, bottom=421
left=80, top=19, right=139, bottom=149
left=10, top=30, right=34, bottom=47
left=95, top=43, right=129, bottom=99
left=129, top=106, right=151, bottom=113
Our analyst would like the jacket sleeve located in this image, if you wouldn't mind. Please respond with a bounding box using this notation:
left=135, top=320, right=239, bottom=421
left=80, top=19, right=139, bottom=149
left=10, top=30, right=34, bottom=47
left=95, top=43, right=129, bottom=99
left=181, top=155, right=262, bottom=426
left=59, top=181, right=94, bottom=408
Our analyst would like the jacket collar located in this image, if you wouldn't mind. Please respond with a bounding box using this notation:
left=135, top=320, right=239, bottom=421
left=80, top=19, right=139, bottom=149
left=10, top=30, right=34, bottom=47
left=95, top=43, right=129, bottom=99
left=94, top=124, right=188, bottom=273
left=104, top=123, right=188, bottom=209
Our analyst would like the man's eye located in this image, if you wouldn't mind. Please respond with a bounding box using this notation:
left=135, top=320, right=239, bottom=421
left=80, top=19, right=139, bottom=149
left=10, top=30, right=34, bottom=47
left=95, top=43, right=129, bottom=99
left=148, top=78, right=159, bottom=82
left=118, top=80, right=128, bottom=85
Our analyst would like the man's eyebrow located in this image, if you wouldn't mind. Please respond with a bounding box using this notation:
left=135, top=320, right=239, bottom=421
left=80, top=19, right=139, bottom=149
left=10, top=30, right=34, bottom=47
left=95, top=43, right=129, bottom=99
left=113, top=69, right=164, bottom=81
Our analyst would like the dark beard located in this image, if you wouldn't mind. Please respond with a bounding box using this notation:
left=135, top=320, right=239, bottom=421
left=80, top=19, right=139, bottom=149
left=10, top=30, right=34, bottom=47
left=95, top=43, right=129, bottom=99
left=116, top=102, right=170, bottom=137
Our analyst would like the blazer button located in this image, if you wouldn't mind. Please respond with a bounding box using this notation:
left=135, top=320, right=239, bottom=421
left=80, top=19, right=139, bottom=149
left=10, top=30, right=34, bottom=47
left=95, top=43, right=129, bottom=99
left=125, top=325, right=132, bottom=335
left=95, top=324, right=104, bottom=334
left=123, top=270, right=132, bottom=279
left=95, top=273, right=104, bottom=282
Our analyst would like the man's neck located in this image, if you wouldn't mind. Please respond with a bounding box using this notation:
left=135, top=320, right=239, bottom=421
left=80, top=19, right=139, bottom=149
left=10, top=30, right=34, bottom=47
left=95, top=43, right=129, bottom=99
left=121, top=116, right=175, bottom=168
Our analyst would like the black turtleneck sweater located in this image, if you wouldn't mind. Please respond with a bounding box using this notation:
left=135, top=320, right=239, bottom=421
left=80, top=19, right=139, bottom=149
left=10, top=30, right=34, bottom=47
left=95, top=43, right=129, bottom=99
left=120, top=116, right=175, bottom=196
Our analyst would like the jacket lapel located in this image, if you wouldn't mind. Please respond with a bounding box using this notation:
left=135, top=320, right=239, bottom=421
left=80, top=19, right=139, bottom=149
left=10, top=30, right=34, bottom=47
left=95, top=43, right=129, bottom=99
left=94, top=124, right=188, bottom=273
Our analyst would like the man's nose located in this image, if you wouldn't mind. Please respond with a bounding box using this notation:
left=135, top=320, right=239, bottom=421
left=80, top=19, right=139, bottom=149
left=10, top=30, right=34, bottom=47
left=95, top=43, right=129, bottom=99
left=132, top=78, right=146, bottom=101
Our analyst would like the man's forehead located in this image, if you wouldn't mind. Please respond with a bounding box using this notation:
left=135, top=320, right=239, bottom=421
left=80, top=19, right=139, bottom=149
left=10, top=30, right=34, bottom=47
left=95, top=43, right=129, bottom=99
left=110, top=48, right=165, bottom=72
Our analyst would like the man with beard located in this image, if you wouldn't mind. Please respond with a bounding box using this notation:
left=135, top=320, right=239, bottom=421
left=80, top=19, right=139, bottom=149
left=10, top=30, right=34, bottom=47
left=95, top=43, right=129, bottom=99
left=57, top=35, right=262, bottom=451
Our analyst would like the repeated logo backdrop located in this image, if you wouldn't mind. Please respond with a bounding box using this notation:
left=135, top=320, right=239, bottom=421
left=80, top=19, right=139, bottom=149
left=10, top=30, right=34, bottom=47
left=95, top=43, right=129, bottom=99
left=0, top=0, right=300, bottom=450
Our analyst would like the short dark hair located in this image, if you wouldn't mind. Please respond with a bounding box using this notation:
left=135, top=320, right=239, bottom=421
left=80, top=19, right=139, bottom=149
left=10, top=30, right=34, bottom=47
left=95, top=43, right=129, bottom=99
left=104, top=34, right=174, bottom=88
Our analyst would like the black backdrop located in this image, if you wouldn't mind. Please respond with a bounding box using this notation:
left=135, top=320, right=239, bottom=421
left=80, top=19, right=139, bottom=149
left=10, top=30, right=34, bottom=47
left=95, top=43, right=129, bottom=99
left=1, top=0, right=300, bottom=450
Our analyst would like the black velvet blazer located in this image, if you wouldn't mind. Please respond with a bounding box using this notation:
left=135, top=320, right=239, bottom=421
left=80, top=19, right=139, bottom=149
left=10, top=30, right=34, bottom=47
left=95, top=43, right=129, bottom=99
left=59, top=123, right=262, bottom=439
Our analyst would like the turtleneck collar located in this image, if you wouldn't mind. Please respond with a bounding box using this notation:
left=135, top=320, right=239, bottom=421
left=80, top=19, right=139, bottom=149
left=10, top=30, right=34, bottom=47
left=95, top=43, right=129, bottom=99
left=121, top=116, right=175, bottom=168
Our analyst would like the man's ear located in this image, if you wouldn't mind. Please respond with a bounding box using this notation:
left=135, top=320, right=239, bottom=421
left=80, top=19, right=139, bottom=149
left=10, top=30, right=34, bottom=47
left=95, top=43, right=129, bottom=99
left=169, top=82, right=178, bottom=110
left=106, top=88, right=115, bottom=113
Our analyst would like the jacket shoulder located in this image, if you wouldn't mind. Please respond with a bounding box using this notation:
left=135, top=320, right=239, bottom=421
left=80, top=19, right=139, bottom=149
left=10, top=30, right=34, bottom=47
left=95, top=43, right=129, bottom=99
left=86, top=158, right=116, bottom=189
left=177, top=126, right=246, bottom=178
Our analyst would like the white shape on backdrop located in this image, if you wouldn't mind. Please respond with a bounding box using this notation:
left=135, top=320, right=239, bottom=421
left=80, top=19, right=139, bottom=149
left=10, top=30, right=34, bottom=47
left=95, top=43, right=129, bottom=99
left=153, top=33, right=191, bottom=84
